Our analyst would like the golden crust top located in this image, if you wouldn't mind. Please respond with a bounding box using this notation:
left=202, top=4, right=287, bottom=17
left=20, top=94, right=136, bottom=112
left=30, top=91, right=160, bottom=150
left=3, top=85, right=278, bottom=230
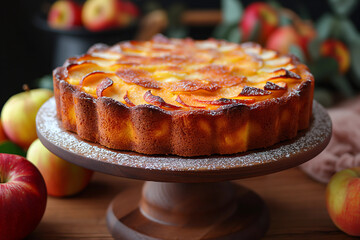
left=55, top=34, right=313, bottom=111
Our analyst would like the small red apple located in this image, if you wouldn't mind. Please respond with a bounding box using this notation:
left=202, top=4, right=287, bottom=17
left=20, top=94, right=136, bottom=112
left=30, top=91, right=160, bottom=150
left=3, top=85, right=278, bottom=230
left=266, top=25, right=302, bottom=55
left=48, top=0, right=82, bottom=30
left=326, top=167, right=360, bottom=236
left=240, top=2, right=279, bottom=45
left=82, top=0, right=119, bottom=31
left=26, top=139, right=94, bottom=197
left=0, top=153, right=47, bottom=239
left=320, top=39, right=350, bottom=74
left=82, top=0, right=138, bottom=31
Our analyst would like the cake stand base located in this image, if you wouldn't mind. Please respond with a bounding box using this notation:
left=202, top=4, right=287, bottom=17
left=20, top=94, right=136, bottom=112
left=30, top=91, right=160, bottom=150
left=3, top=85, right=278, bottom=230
left=106, top=181, right=269, bottom=240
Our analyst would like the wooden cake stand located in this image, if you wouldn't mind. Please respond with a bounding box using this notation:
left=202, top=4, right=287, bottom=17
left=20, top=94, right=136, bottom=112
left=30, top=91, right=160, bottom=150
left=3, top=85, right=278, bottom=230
left=36, top=98, right=331, bottom=240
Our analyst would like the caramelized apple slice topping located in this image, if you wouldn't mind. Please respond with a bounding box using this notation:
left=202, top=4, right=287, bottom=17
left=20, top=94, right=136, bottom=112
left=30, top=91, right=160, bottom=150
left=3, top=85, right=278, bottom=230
left=239, top=86, right=271, bottom=96
left=79, top=71, right=113, bottom=86
left=175, top=95, right=205, bottom=108
left=264, top=81, right=287, bottom=91
left=116, top=69, right=160, bottom=89
left=268, top=68, right=300, bottom=80
left=123, top=91, right=135, bottom=107
left=169, top=80, right=220, bottom=92
left=96, top=78, right=113, bottom=97
left=195, top=98, right=255, bottom=105
left=144, top=90, right=181, bottom=109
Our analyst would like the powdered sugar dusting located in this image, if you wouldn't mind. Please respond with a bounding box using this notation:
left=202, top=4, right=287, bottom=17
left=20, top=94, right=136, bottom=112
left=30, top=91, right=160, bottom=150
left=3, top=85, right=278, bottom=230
left=36, top=98, right=331, bottom=180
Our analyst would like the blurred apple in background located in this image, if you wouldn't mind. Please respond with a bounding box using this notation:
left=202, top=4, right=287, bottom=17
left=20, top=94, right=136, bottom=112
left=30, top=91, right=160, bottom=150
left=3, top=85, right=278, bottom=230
left=240, top=2, right=279, bottom=45
left=0, top=153, right=47, bottom=239
left=27, top=139, right=94, bottom=197
left=266, top=25, right=301, bottom=55
left=320, top=39, right=350, bottom=74
left=119, top=0, right=140, bottom=26
left=326, top=167, right=360, bottom=236
left=1, top=87, right=53, bottom=150
left=48, top=0, right=82, bottom=30
left=82, top=0, right=139, bottom=32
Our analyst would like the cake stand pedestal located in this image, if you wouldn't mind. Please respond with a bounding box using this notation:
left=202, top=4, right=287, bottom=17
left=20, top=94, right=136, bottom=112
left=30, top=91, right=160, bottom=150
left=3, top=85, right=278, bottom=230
left=36, top=98, right=331, bottom=240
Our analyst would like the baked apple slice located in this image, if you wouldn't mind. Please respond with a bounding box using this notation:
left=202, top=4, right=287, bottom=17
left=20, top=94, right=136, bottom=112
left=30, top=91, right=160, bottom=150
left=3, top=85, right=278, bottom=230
left=116, top=69, right=160, bottom=89
left=264, top=81, right=287, bottom=91
left=239, top=86, right=271, bottom=96
left=123, top=91, right=135, bottom=107
left=267, top=68, right=300, bottom=80
left=175, top=95, right=205, bottom=108
left=144, top=90, right=181, bottom=109
left=195, top=98, right=255, bottom=105
left=96, top=78, right=113, bottom=97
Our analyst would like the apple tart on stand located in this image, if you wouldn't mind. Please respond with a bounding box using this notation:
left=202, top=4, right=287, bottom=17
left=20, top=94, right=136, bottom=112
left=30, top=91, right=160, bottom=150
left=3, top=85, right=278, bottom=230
left=53, top=34, right=314, bottom=157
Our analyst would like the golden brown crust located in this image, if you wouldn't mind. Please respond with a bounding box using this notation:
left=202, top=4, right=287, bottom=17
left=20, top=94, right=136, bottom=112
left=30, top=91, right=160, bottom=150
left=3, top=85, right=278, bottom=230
left=53, top=35, right=314, bottom=156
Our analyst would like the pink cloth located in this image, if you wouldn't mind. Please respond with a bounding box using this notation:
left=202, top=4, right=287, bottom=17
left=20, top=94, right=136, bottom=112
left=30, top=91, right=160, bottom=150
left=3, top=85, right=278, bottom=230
left=300, top=96, right=360, bottom=183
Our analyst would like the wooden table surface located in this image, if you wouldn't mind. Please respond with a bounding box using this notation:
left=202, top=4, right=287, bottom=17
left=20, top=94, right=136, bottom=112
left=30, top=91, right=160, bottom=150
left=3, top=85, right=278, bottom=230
left=27, top=167, right=352, bottom=240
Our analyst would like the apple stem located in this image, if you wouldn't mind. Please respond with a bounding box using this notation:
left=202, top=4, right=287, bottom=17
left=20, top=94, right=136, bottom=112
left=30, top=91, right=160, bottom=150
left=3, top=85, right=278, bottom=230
left=23, top=84, right=30, bottom=92
left=0, top=174, right=3, bottom=184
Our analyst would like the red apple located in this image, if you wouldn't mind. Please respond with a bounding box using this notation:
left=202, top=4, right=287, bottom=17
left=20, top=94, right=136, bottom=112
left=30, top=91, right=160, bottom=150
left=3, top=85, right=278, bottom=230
left=82, top=0, right=138, bottom=31
left=122, top=0, right=140, bottom=18
left=48, top=0, right=82, bottom=30
left=320, top=39, right=350, bottom=74
left=266, top=25, right=302, bottom=55
left=26, top=139, right=94, bottom=197
left=0, top=121, right=8, bottom=144
left=240, top=2, right=279, bottom=45
left=0, top=153, right=47, bottom=239
left=1, top=88, right=53, bottom=150
left=326, top=167, right=360, bottom=236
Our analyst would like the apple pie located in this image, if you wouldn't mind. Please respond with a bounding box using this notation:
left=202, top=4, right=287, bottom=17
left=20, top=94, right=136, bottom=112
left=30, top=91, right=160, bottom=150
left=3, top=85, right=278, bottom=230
left=53, top=35, right=314, bottom=157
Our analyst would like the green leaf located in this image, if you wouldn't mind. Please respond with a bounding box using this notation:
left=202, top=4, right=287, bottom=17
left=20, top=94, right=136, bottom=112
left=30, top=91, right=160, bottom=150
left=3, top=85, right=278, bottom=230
left=308, top=38, right=322, bottom=60
left=328, top=0, right=358, bottom=16
left=0, top=141, right=26, bottom=157
left=349, top=40, right=360, bottom=87
left=248, top=21, right=260, bottom=42
left=330, top=74, right=355, bottom=97
left=308, top=57, right=339, bottom=81
left=338, top=18, right=360, bottom=42
left=279, top=13, right=293, bottom=26
left=166, top=27, right=188, bottom=38
left=316, top=14, right=335, bottom=40
left=213, top=22, right=238, bottom=40
left=221, top=0, right=243, bottom=24
left=227, top=26, right=242, bottom=43
left=35, top=75, right=53, bottom=90
left=289, top=45, right=305, bottom=63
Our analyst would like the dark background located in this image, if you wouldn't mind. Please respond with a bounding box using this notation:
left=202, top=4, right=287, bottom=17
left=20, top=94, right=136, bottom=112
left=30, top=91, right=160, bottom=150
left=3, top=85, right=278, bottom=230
left=1, top=0, right=360, bottom=108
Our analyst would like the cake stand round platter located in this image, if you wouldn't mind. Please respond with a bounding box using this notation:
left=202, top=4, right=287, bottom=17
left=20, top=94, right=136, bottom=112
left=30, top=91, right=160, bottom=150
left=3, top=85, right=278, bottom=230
left=36, top=98, right=331, bottom=240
